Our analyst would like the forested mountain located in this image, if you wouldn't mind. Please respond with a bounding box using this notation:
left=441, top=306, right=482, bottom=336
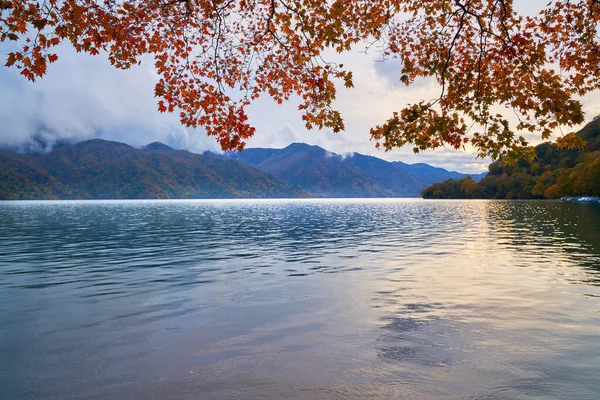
left=422, top=117, right=600, bottom=199
left=0, top=140, right=306, bottom=199
left=228, top=143, right=483, bottom=197
left=0, top=139, right=486, bottom=200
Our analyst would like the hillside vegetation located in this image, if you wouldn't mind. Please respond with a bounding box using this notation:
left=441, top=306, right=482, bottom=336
left=0, top=139, right=487, bottom=200
left=229, top=143, right=485, bottom=197
left=0, top=140, right=306, bottom=200
left=422, top=117, right=600, bottom=199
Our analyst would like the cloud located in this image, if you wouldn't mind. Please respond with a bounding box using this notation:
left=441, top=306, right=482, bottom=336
left=0, top=44, right=220, bottom=153
left=372, top=56, right=403, bottom=88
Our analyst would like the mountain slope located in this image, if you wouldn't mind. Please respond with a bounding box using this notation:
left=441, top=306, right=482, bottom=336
left=229, top=143, right=483, bottom=197
left=341, top=153, right=423, bottom=196
left=0, top=140, right=306, bottom=200
left=422, top=117, right=600, bottom=199
left=0, top=139, right=488, bottom=200
left=394, top=161, right=487, bottom=187
left=230, top=143, right=410, bottom=197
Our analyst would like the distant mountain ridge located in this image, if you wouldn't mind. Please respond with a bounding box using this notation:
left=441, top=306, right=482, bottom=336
left=0, top=139, right=485, bottom=200
left=0, top=139, right=306, bottom=199
left=225, top=143, right=485, bottom=197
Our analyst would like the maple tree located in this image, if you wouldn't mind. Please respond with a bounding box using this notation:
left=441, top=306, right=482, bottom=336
left=1, top=0, right=599, bottom=159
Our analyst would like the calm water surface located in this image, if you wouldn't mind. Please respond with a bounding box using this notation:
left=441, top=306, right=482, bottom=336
left=1, top=199, right=599, bottom=399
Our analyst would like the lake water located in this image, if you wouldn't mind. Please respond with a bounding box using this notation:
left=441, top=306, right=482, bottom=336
left=1, top=199, right=599, bottom=399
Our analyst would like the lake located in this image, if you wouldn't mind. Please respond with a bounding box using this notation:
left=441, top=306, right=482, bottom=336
left=1, top=199, right=599, bottom=399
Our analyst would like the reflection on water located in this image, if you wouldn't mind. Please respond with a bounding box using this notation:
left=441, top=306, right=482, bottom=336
left=0, top=199, right=599, bottom=399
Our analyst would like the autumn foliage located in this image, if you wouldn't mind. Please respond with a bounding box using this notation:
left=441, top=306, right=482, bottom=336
left=1, top=0, right=599, bottom=159
left=422, top=116, right=600, bottom=199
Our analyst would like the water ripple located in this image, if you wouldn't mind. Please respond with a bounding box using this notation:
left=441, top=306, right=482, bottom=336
left=0, top=199, right=599, bottom=399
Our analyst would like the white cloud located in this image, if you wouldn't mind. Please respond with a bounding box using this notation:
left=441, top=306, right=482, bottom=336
left=0, top=44, right=220, bottom=153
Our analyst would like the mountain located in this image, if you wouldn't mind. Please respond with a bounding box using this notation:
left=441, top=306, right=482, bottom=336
left=0, top=139, right=306, bottom=200
left=143, top=142, right=179, bottom=154
left=393, top=161, right=487, bottom=187
left=228, top=143, right=411, bottom=197
left=0, top=139, right=486, bottom=200
left=227, top=143, right=484, bottom=197
left=422, top=117, right=600, bottom=199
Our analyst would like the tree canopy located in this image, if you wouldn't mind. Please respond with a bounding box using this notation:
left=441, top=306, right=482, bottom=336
left=422, top=116, right=600, bottom=199
left=1, top=0, right=599, bottom=158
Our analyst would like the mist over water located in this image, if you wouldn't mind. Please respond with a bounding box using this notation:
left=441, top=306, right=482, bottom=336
left=0, top=199, right=599, bottom=399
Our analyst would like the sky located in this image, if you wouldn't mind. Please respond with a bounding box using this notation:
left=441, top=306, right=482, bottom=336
left=1, top=1, right=598, bottom=174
